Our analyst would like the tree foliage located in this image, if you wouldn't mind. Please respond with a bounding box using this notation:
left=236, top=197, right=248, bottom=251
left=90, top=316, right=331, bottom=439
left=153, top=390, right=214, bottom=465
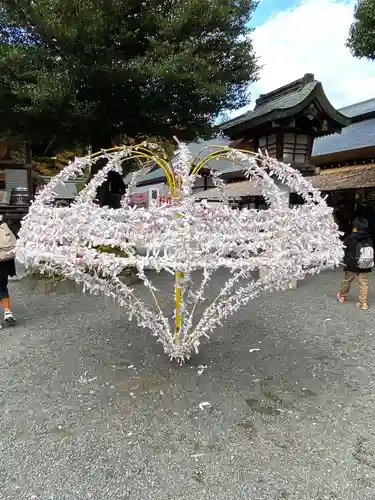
left=347, top=0, right=375, bottom=60
left=0, top=0, right=259, bottom=151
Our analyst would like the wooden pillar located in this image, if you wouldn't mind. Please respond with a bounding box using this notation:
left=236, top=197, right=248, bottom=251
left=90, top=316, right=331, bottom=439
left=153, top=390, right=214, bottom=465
left=276, top=130, right=284, bottom=161
left=27, top=165, right=33, bottom=198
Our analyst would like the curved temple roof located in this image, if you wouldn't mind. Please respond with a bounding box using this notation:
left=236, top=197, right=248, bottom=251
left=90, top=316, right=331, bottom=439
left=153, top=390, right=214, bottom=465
left=220, top=74, right=350, bottom=137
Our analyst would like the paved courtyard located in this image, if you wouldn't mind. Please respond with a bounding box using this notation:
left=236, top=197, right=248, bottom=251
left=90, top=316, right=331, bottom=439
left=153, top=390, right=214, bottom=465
left=1, top=269, right=375, bottom=499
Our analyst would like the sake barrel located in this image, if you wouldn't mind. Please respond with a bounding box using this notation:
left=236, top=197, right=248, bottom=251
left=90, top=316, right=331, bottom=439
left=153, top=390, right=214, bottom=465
left=10, top=187, right=31, bottom=206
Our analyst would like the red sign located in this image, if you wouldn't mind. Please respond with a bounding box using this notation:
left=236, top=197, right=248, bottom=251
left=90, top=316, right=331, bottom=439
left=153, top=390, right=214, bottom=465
left=158, top=196, right=172, bottom=205
left=131, top=192, right=147, bottom=203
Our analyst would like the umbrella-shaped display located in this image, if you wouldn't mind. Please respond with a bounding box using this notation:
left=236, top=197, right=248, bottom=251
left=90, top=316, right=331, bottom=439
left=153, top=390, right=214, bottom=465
left=16, top=143, right=343, bottom=363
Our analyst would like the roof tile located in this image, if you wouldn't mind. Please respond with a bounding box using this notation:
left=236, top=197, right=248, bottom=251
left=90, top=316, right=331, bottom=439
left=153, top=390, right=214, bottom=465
left=221, top=81, right=317, bottom=130
left=312, top=117, right=375, bottom=157
left=339, top=98, right=375, bottom=118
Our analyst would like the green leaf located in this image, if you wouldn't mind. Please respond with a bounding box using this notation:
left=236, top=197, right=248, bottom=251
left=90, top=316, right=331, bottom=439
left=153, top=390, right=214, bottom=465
left=347, top=0, right=375, bottom=60
left=0, top=0, right=259, bottom=150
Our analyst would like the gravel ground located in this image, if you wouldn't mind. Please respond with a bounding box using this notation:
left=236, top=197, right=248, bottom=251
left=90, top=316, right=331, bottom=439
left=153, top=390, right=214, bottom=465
left=1, top=269, right=375, bottom=500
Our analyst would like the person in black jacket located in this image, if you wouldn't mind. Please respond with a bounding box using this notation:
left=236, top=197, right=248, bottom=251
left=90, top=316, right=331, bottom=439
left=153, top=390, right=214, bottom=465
left=336, top=217, right=374, bottom=310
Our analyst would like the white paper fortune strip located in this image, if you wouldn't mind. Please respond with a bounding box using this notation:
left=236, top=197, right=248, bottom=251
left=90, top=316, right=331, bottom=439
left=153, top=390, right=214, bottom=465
left=16, top=143, right=343, bottom=363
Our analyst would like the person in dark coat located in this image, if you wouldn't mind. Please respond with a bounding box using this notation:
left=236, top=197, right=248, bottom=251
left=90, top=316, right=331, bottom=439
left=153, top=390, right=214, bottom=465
left=336, top=217, right=373, bottom=310
left=102, top=170, right=126, bottom=208
left=91, top=158, right=126, bottom=209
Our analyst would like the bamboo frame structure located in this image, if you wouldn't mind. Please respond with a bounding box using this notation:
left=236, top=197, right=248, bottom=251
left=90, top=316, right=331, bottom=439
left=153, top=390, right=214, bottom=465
left=88, top=144, right=258, bottom=346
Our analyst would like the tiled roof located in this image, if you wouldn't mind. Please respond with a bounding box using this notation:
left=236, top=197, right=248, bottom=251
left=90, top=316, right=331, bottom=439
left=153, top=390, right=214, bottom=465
left=123, top=137, right=241, bottom=186
left=123, top=164, right=154, bottom=184
left=339, top=98, right=375, bottom=118
left=312, top=117, right=375, bottom=157
left=184, top=137, right=230, bottom=157
left=198, top=164, right=375, bottom=199
left=309, top=164, right=375, bottom=191
left=195, top=180, right=262, bottom=199
left=221, top=81, right=317, bottom=130
left=183, top=137, right=242, bottom=176
left=219, top=74, right=349, bottom=135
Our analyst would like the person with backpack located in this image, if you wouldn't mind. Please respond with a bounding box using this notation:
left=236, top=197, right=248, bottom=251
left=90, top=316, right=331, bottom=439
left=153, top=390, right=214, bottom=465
left=336, top=217, right=374, bottom=310
left=0, top=219, right=17, bottom=326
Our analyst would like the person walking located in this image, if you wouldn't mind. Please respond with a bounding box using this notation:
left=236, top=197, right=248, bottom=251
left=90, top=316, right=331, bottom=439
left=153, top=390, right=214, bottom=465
left=0, top=219, right=17, bottom=326
left=336, top=217, right=374, bottom=310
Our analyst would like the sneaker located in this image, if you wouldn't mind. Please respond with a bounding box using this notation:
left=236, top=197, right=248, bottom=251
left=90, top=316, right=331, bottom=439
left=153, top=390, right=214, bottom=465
left=336, top=293, right=345, bottom=303
left=4, top=311, right=16, bottom=325
left=357, top=303, right=369, bottom=310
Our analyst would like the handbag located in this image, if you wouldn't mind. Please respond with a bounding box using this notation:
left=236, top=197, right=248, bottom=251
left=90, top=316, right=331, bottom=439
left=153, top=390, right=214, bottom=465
left=0, top=223, right=16, bottom=261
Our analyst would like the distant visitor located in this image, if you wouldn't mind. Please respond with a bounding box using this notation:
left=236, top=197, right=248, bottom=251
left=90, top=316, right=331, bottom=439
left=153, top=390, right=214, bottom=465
left=337, top=218, right=374, bottom=310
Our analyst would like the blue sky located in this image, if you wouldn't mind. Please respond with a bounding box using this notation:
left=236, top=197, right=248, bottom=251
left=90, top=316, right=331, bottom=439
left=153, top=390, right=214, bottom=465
left=232, top=0, right=375, bottom=118
left=251, top=0, right=298, bottom=26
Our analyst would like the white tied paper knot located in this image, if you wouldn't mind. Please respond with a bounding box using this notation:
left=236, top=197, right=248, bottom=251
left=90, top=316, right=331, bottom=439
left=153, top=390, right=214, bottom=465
left=16, top=143, right=343, bottom=363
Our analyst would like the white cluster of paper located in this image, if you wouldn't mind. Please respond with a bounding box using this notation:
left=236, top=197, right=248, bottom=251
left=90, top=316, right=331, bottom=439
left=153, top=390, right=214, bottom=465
left=16, top=144, right=343, bottom=363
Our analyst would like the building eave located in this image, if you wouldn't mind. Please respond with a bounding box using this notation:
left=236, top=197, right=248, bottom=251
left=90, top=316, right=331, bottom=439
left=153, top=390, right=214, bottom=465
left=311, top=145, right=375, bottom=166
left=220, top=82, right=350, bottom=140
left=313, top=82, right=351, bottom=128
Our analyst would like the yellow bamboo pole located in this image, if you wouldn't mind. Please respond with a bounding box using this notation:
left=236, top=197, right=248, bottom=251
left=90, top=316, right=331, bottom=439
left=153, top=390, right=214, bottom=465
left=88, top=144, right=255, bottom=346
left=173, top=164, right=184, bottom=344
left=192, top=146, right=257, bottom=176
left=90, top=144, right=183, bottom=344
left=168, top=146, right=257, bottom=344
left=89, top=146, right=177, bottom=193
left=175, top=271, right=183, bottom=337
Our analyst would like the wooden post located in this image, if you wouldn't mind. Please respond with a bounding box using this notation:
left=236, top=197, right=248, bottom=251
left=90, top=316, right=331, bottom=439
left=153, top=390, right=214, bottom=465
left=27, top=165, right=33, bottom=198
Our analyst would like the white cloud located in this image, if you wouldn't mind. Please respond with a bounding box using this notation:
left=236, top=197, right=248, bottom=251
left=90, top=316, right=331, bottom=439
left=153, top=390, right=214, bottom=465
left=234, top=0, right=375, bottom=117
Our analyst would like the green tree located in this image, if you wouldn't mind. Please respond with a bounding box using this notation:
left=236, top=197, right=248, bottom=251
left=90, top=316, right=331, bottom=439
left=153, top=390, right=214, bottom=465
left=0, top=0, right=259, bottom=152
left=347, top=0, right=375, bottom=60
